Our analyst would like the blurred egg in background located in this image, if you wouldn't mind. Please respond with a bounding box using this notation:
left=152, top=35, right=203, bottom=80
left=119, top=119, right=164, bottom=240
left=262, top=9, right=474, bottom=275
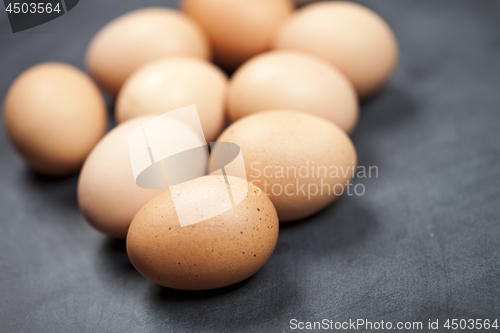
left=227, top=50, right=358, bottom=133
left=181, top=0, right=293, bottom=71
left=86, top=7, right=210, bottom=96
left=273, top=1, right=398, bottom=99
left=3, top=62, right=107, bottom=177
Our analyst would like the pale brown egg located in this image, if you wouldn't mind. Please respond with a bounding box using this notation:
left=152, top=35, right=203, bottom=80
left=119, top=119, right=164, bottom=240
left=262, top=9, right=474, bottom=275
left=78, top=116, right=165, bottom=239
left=127, top=175, right=279, bottom=290
left=116, top=57, right=227, bottom=142
left=85, top=7, right=210, bottom=96
left=181, top=0, right=293, bottom=70
left=273, top=1, right=398, bottom=99
left=228, top=50, right=358, bottom=133
left=217, top=110, right=357, bottom=222
left=3, top=62, right=106, bottom=177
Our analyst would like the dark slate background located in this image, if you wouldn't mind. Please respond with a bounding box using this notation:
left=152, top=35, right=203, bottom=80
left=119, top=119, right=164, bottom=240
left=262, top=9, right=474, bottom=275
left=0, top=1, right=499, bottom=332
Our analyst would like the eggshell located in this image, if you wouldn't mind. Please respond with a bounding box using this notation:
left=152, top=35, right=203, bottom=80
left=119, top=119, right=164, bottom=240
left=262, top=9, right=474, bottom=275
left=85, top=7, right=210, bottom=96
left=273, top=1, right=398, bottom=98
left=77, top=116, right=166, bottom=238
left=181, top=0, right=292, bottom=70
left=228, top=50, right=358, bottom=133
left=3, top=62, right=106, bottom=177
left=217, top=110, right=357, bottom=222
left=116, top=57, right=227, bottom=142
left=127, top=175, right=279, bottom=290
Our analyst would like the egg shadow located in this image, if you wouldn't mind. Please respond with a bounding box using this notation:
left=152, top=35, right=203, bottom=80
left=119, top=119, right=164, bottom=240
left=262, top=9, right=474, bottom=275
left=106, top=98, right=117, bottom=131
left=22, top=168, right=80, bottom=210
left=356, top=84, right=417, bottom=132
left=276, top=198, right=346, bottom=230
left=154, top=278, right=250, bottom=301
left=349, top=84, right=417, bottom=177
left=95, top=237, right=142, bottom=279
left=145, top=243, right=296, bottom=332
left=278, top=196, right=377, bottom=255
left=92, top=237, right=151, bottom=292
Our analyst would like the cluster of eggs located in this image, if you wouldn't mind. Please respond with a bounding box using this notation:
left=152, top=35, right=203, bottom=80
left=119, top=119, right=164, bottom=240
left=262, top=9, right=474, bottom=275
left=3, top=0, right=397, bottom=290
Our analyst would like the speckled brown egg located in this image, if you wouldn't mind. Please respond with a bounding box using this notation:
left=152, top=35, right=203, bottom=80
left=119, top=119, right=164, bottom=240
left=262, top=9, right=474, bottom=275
left=227, top=50, right=358, bottom=133
left=3, top=62, right=107, bottom=177
left=181, top=0, right=292, bottom=70
left=273, top=1, right=398, bottom=99
left=127, top=175, right=279, bottom=290
left=116, top=57, right=227, bottom=142
left=217, top=110, right=357, bottom=222
left=85, top=7, right=210, bottom=96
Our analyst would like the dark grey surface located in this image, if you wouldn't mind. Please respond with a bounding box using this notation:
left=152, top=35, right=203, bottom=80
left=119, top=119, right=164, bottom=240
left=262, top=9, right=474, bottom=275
left=1, top=1, right=499, bottom=332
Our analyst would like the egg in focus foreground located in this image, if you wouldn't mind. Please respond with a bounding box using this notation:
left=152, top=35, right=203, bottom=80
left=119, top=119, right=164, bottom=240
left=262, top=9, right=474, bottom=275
left=127, top=176, right=279, bottom=290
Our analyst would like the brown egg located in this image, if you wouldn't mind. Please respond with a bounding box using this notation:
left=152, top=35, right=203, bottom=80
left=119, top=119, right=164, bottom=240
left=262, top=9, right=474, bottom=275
left=78, top=116, right=164, bottom=238
left=217, top=110, right=357, bottom=222
left=3, top=62, right=106, bottom=177
left=228, top=50, right=358, bottom=133
left=85, top=7, right=210, bottom=96
left=181, top=0, right=292, bottom=70
left=127, top=175, right=279, bottom=290
left=116, top=57, right=227, bottom=142
left=273, top=1, right=398, bottom=99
